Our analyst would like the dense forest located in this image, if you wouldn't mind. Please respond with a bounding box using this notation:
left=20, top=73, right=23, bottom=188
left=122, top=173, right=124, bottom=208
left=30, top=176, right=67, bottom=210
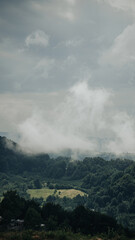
left=0, top=190, right=117, bottom=232
left=0, top=190, right=134, bottom=240
left=0, top=136, right=135, bottom=230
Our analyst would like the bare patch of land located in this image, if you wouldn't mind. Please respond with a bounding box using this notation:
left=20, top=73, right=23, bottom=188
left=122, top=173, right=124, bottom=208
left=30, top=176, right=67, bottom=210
left=27, top=188, right=86, bottom=200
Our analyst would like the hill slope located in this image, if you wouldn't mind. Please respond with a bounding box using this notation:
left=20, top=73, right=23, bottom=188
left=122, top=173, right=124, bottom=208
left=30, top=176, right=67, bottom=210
left=0, top=136, right=135, bottom=230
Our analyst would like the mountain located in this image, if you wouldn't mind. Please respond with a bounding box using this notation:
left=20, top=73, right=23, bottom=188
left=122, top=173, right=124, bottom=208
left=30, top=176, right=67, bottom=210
left=0, top=136, right=135, bottom=230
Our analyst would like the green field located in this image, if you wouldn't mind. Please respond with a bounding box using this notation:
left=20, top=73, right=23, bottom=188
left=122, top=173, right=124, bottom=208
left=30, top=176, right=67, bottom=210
left=27, top=188, right=86, bottom=200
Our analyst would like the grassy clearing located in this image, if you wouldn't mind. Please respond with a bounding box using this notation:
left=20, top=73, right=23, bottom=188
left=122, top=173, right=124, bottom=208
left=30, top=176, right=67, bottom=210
left=27, top=188, right=55, bottom=200
left=56, top=189, right=85, bottom=198
left=27, top=188, right=86, bottom=200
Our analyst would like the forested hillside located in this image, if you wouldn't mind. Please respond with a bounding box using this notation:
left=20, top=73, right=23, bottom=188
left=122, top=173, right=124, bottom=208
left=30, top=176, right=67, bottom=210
left=0, top=136, right=135, bottom=230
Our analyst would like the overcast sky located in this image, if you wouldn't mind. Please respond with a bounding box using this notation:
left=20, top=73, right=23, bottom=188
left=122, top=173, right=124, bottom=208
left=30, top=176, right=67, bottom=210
left=1, top=0, right=135, bottom=154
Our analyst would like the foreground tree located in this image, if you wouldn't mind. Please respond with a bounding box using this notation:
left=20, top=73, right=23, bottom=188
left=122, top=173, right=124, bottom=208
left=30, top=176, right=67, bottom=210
left=24, top=207, right=43, bottom=229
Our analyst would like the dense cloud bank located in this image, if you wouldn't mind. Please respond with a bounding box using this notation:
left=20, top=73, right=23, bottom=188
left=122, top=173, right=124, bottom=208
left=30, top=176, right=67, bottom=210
left=17, top=81, right=135, bottom=155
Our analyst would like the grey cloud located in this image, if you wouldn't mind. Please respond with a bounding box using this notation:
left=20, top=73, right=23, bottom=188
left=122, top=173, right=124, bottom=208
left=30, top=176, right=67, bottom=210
left=1, top=82, right=135, bottom=155
left=97, top=0, right=135, bottom=13
left=1, top=0, right=135, bottom=153
left=25, top=30, right=49, bottom=47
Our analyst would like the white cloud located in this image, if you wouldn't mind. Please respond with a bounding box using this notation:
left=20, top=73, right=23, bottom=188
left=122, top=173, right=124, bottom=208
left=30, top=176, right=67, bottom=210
left=18, top=81, right=110, bottom=154
left=65, top=39, right=83, bottom=47
left=99, top=24, right=135, bottom=66
left=108, top=113, right=135, bottom=153
left=1, top=82, right=135, bottom=156
left=16, top=81, right=135, bottom=155
left=61, top=55, right=76, bottom=70
left=25, top=30, right=49, bottom=47
left=65, top=0, right=76, bottom=6
left=55, top=39, right=83, bottom=49
left=31, top=1, right=76, bottom=22
left=58, top=0, right=76, bottom=21
left=0, top=91, right=64, bottom=133
left=35, top=58, right=55, bottom=78
left=98, top=0, right=135, bottom=12
left=58, top=9, right=75, bottom=21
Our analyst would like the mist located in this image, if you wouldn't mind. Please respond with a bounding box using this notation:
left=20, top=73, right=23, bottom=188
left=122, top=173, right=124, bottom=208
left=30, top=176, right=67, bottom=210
left=17, top=81, right=135, bottom=156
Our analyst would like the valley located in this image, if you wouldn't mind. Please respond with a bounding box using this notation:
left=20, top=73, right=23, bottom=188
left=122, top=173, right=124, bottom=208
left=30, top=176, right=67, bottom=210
left=0, top=136, right=135, bottom=230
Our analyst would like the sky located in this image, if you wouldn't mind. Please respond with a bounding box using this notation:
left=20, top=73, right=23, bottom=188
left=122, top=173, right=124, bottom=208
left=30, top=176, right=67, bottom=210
left=1, top=0, right=135, bottom=155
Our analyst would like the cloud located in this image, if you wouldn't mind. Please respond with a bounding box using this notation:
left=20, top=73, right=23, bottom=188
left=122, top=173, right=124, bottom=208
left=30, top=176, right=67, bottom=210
left=108, top=112, right=135, bottom=153
left=64, top=39, right=83, bottom=47
left=25, top=30, right=49, bottom=47
left=61, top=55, right=76, bottom=70
left=98, top=0, right=135, bottom=13
left=1, top=0, right=131, bottom=94
left=55, top=0, right=76, bottom=21
left=18, top=81, right=109, bottom=154
left=0, top=91, right=64, bottom=133
left=31, top=0, right=76, bottom=22
left=99, top=24, right=135, bottom=66
left=35, top=58, right=55, bottom=78
left=58, top=9, right=75, bottom=21
left=65, top=0, right=76, bottom=6
left=16, top=81, right=135, bottom=156
left=1, top=0, right=135, bottom=153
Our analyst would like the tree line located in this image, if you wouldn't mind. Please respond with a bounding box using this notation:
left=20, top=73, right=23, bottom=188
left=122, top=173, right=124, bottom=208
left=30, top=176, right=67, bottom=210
left=0, top=190, right=129, bottom=237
